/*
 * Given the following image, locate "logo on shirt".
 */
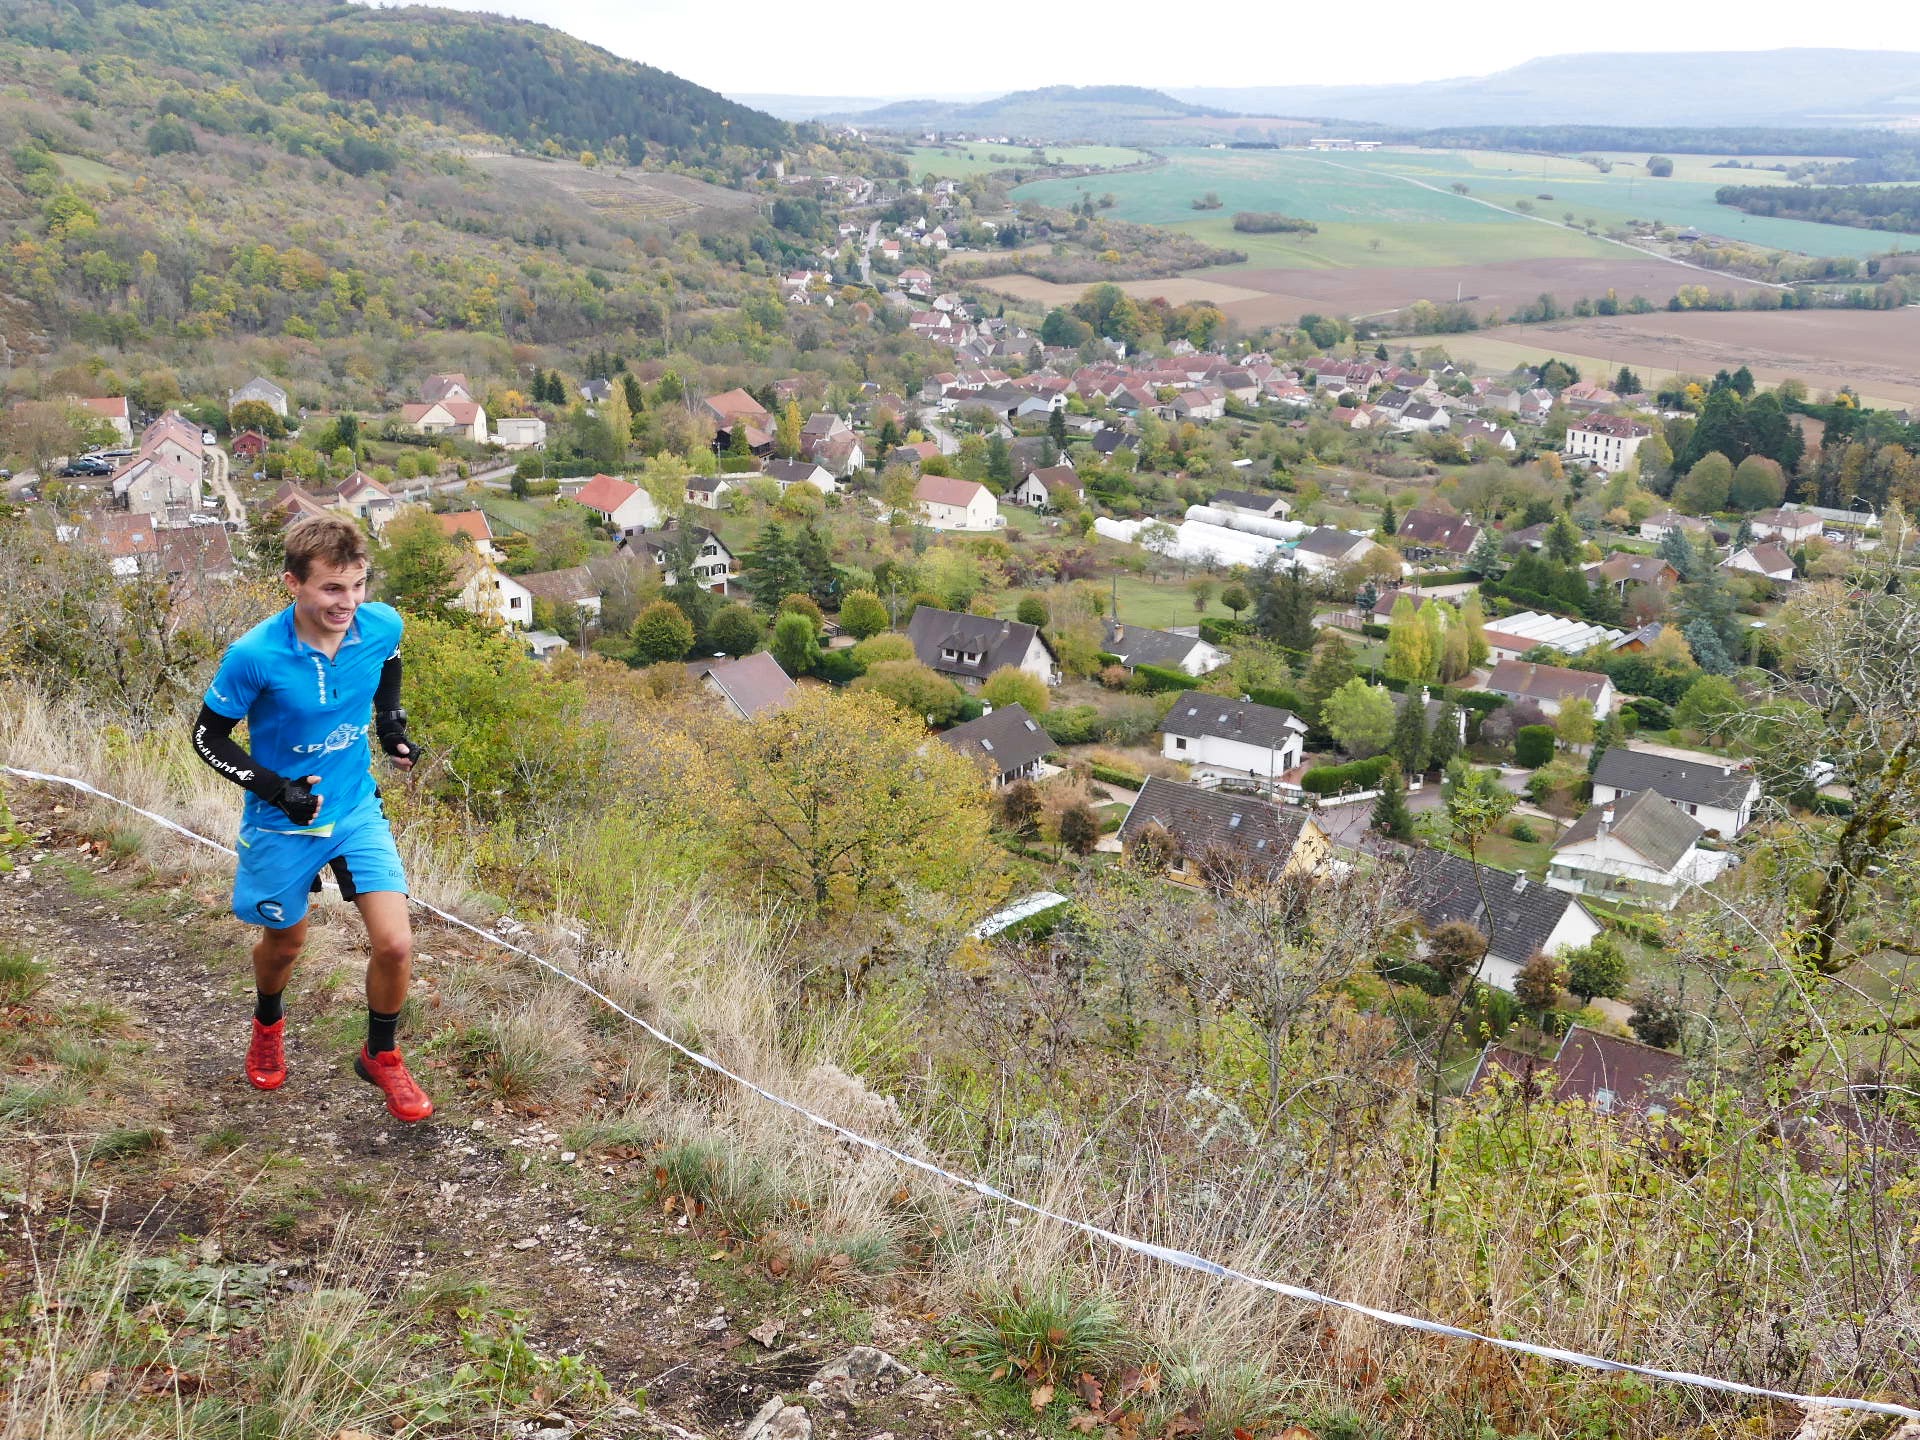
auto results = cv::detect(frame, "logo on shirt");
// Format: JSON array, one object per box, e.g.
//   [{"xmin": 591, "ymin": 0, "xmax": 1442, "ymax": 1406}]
[
  {"xmin": 257, "ymin": 899, "xmax": 287, "ymax": 925},
  {"xmin": 292, "ymin": 722, "xmax": 367, "ymax": 756}
]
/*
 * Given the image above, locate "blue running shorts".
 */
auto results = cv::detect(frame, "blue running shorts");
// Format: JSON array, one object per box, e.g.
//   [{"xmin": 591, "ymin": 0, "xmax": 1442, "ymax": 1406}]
[{"xmin": 232, "ymin": 796, "xmax": 407, "ymax": 930}]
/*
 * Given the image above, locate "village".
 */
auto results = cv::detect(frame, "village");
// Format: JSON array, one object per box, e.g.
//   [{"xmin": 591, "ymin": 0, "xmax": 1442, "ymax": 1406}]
[{"xmin": 12, "ymin": 215, "xmax": 1872, "ymax": 1114}]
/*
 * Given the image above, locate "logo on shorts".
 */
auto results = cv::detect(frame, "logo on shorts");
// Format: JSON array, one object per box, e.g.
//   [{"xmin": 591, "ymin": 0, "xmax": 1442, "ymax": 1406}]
[{"xmin": 257, "ymin": 899, "xmax": 286, "ymax": 924}]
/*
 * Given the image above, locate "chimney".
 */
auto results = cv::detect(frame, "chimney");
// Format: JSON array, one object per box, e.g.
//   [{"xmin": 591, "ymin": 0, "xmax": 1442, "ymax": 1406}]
[{"xmin": 1599, "ymin": 804, "xmax": 1614, "ymax": 834}]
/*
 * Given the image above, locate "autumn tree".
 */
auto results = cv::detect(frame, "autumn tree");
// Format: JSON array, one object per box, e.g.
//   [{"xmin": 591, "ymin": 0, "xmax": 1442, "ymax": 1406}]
[
  {"xmin": 771, "ymin": 610, "xmax": 820, "ymax": 675},
  {"xmin": 776, "ymin": 400, "xmax": 804, "ymax": 460},
  {"xmin": 838, "ymin": 588, "xmax": 889, "ymax": 640},
  {"xmin": 980, "ymin": 665, "xmax": 1048, "ymax": 715},
  {"xmin": 686, "ymin": 686, "xmax": 996, "ymax": 911},
  {"xmin": 630, "ymin": 600, "xmax": 695, "ymax": 663},
  {"xmin": 852, "ymin": 659, "xmax": 965, "ymax": 725}
]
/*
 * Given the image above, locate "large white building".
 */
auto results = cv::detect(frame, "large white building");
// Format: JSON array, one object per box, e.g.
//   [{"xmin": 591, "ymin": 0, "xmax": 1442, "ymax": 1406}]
[
  {"xmin": 1159, "ymin": 696, "xmax": 1308, "ymax": 789},
  {"xmin": 913, "ymin": 474, "xmax": 1002, "ymax": 531},
  {"xmin": 1563, "ymin": 414, "xmax": 1653, "ymax": 472}
]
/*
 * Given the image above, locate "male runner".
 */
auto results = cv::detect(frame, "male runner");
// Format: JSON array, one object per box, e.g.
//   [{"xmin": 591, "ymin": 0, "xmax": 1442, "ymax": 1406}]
[{"xmin": 191, "ymin": 513, "xmax": 432, "ymax": 1122}]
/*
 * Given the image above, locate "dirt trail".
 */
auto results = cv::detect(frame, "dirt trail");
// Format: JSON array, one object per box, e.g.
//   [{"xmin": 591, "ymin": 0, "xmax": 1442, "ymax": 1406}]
[{"xmin": 0, "ymin": 785, "xmax": 976, "ymax": 1440}]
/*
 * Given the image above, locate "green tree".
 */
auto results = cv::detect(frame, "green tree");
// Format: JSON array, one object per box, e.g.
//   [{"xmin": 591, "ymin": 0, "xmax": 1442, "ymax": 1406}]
[
  {"xmin": 630, "ymin": 599, "xmax": 694, "ymax": 663},
  {"xmin": 1728, "ymin": 454, "xmax": 1786, "ymax": 511},
  {"xmin": 1556, "ymin": 696, "xmax": 1596, "ymax": 748},
  {"xmin": 1048, "ymin": 405, "xmax": 1069, "ymax": 451},
  {"xmin": 376, "ymin": 508, "xmax": 463, "ymax": 615},
  {"xmin": 852, "ymin": 659, "xmax": 965, "ymax": 725},
  {"xmin": 1380, "ymin": 500, "xmax": 1398, "ymax": 535},
  {"xmin": 1220, "ymin": 582, "xmax": 1252, "ymax": 620},
  {"xmin": 1459, "ymin": 591, "xmax": 1490, "ymax": 669},
  {"xmin": 771, "ymin": 610, "xmax": 820, "ymax": 675},
  {"xmin": 1384, "ymin": 595, "xmax": 1435, "ymax": 682},
  {"xmin": 743, "ymin": 523, "xmax": 801, "ymax": 613},
  {"xmin": 1515, "ymin": 724, "xmax": 1556, "ymax": 768},
  {"xmin": 1514, "ymin": 950, "xmax": 1566, "ymax": 1014},
  {"xmin": 1674, "ymin": 452, "xmax": 1734, "ymax": 514},
  {"xmin": 1389, "ymin": 693, "xmax": 1430, "ymax": 776},
  {"xmin": 1322, "ymin": 678, "xmax": 1395, "ymax": 759},
  {"xmin": 1016, "ymin": 593, "xmax": 1050, "ymax": 628},
  {"xmin": 1427, "ymin": 702, "xmax": 1462, "ymax": 770},
  {"xmin": 1465, "ymin": 526, "xmax": 1507, "ymax": 580},
  {"xmin": 229, "ymin": 399, "xmax": 286, "ymax": 439},
  {"xmin": 1371, "ymin": 768, "xmax": 1415, "ymax": 840},
  {"xmin": 980, "ymin": 665, "xmax": 1048, "ymax": 715},
  {"xmin": 794, "ymin": 522, "xmax": 841, "ymax": 606},
  {"xmin": 1546, "ymin": 513, "xmax": 1584, "ymax": 565},
  {"xmin": 1566, "ymin": 936, "xmax": 1629, "ymax": 1002},
  {"xmin": 1300, "ymin": 632, "xmax": 1357, "ymax": 723},
  {"xmin": 1674, "ymin": 673, "xmax": 1741, "ymax": 740},
  {"xmin": 838, "ymin": 589, "xmax": 889, "ymax": 640},
  {"xmin": 707, "ymin": 602, "xmax": 765, "ymax": 655},
  {"xmin": 1259, "ymin": 560, "xmax": 1317, "ymax": 653}
]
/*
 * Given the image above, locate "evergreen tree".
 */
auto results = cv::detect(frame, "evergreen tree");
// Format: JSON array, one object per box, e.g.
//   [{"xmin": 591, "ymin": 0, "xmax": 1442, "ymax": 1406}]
[
  {"xmin": 795, "ymin": 522, "xmax": 841, "ymax": 605},
  {"xmin": 1586, "ymin": 577, "xmax": 1623, "ymax": 626},
  {"xmin": 1389, "ymin": 693, "xmax": 1430, "ymax": 776},
  {"xmin": 621, "ymin": 373, "xmax": 646, "ymax": 415},
  {"xmin": 1587, "ymin": 711, "xmax": 1624, "ymax": 775},
  {"xmin": 1428, "ymin": 702, "xmax": 1463, "ymax": 770},
  {"xmin": 726, "ymin": 422, "xmax": 754, "ymax": 469},
  {"xmin": 1657, "ymin": 526, "xmax": 1699, "ymax": 580},
  {"xmin": 1260, "ymin": 561, "xmax": 1318, "ymax": 653},
  {"xmin": 1380, "ymin": 500, "xmax": 1398, "ymax": 535},
  {"xmin": 1300, "ymin": 632, "xmax": 1356, "ymax": 723},
  {"xmin": 1048, "ymin": 406, "xmax": 1068, "ymax": 450},
  {"xmin": 986, "ymin": 434, "xmax": 1014, "ymax": 490},
  {"xmin": 1683, "ymin": 618, "xmax": 1735, "ymax": 675},
  {"xmin": 1371, "ymin": 768, "xmax": 1415, "ymax": 841},
  {"xmin": 1465, "ymin": 526, "xmax": 1507, "ymax": 579},
  {"xmin": 1546, "ymin": 513, "xmax": 1583, "ymax": 565},
  {"xmin": 743, "ymin": 522, "xmax": 802, "ymax": 613}
]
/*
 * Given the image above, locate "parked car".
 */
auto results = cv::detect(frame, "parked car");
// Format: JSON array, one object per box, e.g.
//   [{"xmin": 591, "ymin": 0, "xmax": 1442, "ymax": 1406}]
[{"xmin": 61, "ymin": 457, "xmax": 113, "ymax": 477}]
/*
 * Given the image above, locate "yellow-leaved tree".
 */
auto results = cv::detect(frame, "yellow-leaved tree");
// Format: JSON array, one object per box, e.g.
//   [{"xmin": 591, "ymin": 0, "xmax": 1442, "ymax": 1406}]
[{"xmin": 685, "ymin": 686, "xmax": 998, "ymax": 913}]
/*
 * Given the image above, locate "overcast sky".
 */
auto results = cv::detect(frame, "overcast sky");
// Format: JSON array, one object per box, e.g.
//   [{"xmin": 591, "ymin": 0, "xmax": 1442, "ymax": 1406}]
[{"xmin": 378, "ymin": 0, "xmax": 1920, "ymax": 97}]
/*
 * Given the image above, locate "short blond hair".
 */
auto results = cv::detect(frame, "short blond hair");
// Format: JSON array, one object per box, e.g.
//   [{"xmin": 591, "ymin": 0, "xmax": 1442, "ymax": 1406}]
[{"xmin": 282, "ymin": 513, "xmax": 369, "ymax": 581}]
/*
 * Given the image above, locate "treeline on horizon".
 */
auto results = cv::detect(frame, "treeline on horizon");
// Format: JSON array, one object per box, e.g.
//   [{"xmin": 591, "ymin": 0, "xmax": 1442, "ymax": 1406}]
[
  {"xmin": 1356, "ymin": 122, "xmax": 1920, "ymax": 166},
  {"xmin": 1716, "ymin": 182, "xmax": 1920, "ymax": 234}
]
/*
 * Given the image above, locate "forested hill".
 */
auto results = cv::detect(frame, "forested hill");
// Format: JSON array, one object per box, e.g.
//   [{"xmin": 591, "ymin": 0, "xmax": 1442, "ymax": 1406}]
[{"xmin": 4, "ymin": 0, "xmax": 789, "ymax": 164}]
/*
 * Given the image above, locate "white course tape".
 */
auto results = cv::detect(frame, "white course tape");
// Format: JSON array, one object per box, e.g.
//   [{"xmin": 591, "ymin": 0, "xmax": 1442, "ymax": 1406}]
[{"xmin": 6, "ymin": 763, "xmax": 1916, "ymax": 1422}]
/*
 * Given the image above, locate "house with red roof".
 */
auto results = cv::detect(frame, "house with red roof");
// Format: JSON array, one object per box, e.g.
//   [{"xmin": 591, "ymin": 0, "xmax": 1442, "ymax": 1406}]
[
  {"xmin": 573, "ymin": 473, "xmax": 661, "ymax": 538},
  {"xmin": 77, "ymin": 395, "xmax": 133, "ymax": 446},
  {"xmin": 434, "ymin": 509, "xmax": 499, "ymax": 559},
  {"xmin": 400, "ymin": 398, "xmax": 488, "ymax": 444},
  {"xmin": 913, "ymin": 474, "xmax": 1001, "ymax": 531}
]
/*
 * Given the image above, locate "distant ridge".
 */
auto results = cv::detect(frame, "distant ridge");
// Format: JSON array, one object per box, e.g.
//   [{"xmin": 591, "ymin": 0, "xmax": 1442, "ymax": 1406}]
[
  {"xmin": 1172, "ymin": 48, "xmax": 1920, "ymax": 128},
  {"xmin": 825, "ymin": 85, "xmax": 1229, "ymax": 133}
]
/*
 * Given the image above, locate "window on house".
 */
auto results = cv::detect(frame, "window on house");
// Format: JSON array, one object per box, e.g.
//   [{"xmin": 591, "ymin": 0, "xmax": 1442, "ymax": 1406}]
[
  {"xmin": 510, "ymin": 597, "xmax": 522, "ymax": 609},
  {"xmin": 1593, "ymin": 1088, "xmax": 1616, "ymax": 1114},
  {"xmin": 1173, "ymin": 737, "xmax": 1187, "ymax": 751}
]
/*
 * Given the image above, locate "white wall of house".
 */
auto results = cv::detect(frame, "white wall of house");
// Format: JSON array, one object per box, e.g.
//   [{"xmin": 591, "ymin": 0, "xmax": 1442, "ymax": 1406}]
[
  {"xmin": 920, "ymin": 490, "xmax": 1002, "ymax": 531},
  {"xmin": 1563, "ymin": 427, "xmax": 1647, "ymax": 471},
  {"xmin": 496, "ymin": 417, "xmax": 547, "ymax": 449},
  {"xmin": 1161, "ymin": 730, "xmax": 1304, "ymax": 779},
  {"xmin": 1548, "ymin": 833, "xmax": 1693, "ymax": 908},
  {"xmin": 456, "ymin": 565, "xmax": 535, "ymax": 629}
]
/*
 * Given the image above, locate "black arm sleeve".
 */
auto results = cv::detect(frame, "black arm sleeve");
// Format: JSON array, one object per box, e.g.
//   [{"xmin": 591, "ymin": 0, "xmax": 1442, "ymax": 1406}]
[
  {"xmin": 373, "ymin": 654, "xmax": 402, "ymax": 712},
  {"xmin": 192, "ymin": 703, "xmax": 288, "ymax": 802}
]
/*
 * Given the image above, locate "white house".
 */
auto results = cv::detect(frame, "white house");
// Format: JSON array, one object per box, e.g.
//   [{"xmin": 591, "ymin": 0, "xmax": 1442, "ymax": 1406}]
[
  {"xmin": 400, "ymin": 399, "xmax": 488, "ymax": 444},
  {"xmin": 1722, "ymin": 543, "xmax": 1795, "ymax": 583},
  {"xmin": 495, "ymin": 417, "xmax": 548, "ymax": 449},
  {"xmin": 1749, "ymin": 508, "xmax": 1822, "ymax": 546},
  {"xmin": 331, "ymin": 470, "xmax": 399, "ymax": 532},
  {"xmin": 228, "ymin": 376, "xmax": 289, "ymax": 418},
  {"xmin": 684, "ymin": 475, "xmax": 739, "ymax": 510},
  {"xmin": 1210, "ymin": 489, "xmax": 1292, "ymax": 520},
  {"xmin": 914, "ymin": 474, "xmax": 1002, "ymax": 531},
  {"xmin": 454, "ymin": 556, "xmax": 535, "ymax": 629},
  {"xmin": 1160, "ymin": 696, "xmax": 1307, "ymax": 788},
  {"xmin": 1011, "ymin": 465, "xmax": 1083, "ymax": 511},
  {"xmin": 1548, "ymin": 789, "xmax": 1730, "ymax": 911},
  {"xmin": 1102, "ymin": 620, "xmax": 1227, "ymax": 678},
  {"xmin": 762, "ymin": 458, "xmax": 838, "ymax": 496},
  {"xmin": 1486, "ymin": 659, "xmax": 1615, "ymax": 719},
  {"xmin": 1289, "ymin": 527, "xmax": 1378, "ymax": 576},
  {"xmin": 574, "ymin": 473, "xmax": 661, "ymax": 538},
  {"xmin": 1406, "ymin": 850, "xmax": 1602, "ymax": 994},
  {"xmin": 625, "ymin": 526, "xmax": 738, "ymax": 594},
  {"xmin": 1563, "ymin": 415, "xmax": 1652, "ymax": 472},
  {"xmin": 1591, "ymin": 747, "xmax": 1760, "ymax": 838}
]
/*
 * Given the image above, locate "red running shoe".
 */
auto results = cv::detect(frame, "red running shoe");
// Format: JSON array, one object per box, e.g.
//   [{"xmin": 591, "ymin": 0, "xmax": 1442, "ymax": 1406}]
[
  {"xmin": 354, "ymin": 1047, "xmax": 434, "ymax": 1123},
  {"xmin": 245, "ymin": 1017, "xmax": 286, "ymax": 1090}
]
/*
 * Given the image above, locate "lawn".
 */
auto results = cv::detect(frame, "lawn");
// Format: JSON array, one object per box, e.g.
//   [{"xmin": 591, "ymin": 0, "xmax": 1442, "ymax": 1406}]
[
  {"xmin": 1014, "ymin": 146, "xmax": 1919, "ymax": 270},
  {"xmin": 903, "ymin": 144, "xmax": 1150, "ymax": 179},
  {"xmin": 994, "ymin": 571, "xmax": 1238, "ymax": 630},
  {"xmin": 54, "ymin": 152, "xmax": 124, "ymax": 187},
  {"xmin": 477, "ymin": 491, "xmax": 559, "ymax": 535},
  {"xmin": 1420, "ymin": 812, "xmax": 1564, "ymax": 879}
]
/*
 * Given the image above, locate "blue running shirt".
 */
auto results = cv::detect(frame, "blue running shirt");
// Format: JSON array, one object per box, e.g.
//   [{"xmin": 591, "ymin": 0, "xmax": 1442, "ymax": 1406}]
[{"xmin": 203, "ymin": 602, "xmax": 405, "ymax": 835}]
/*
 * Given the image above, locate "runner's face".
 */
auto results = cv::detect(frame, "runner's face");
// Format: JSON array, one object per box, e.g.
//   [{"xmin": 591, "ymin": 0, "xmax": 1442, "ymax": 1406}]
[{"xmin": 286, "ymin": 560, "xmax": 369, "ymax": 636}]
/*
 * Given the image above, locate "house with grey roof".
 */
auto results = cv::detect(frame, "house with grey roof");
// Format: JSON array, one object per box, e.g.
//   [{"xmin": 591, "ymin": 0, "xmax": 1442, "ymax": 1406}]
[
  {"xmin": 1486, "ymin": 659, "xmax": 1615, "ymax": 718},
  {"xmin": 1289, "ymin": 527, "xmax": 1377, "ymax": 576},
  {"xmin": 1401, "ymin": 848, "xmax": 1602, "ymax": 993},
  {"xmin": 1118, "ymin": 777, "xmax": 1331, "ymax": 888},
  {"xmin": 1160, "ymin": 696, "xmax": 1307, "ymax": 787},
  {"xmin": 1102, "ymin": 620, "xmax": 1228, "ymax": 678},
  {"xmin": 906, "ymin": 607, "xmax": 1058, "ymax": 688},
  {"xmin": 1591, "ymin": 747, "xmax": 1760, "ymax": 837},
  {"xmin": 1548, "ymin": 789, "xmax": 1729, "ymax": 910},
  {"xmin": 937, "ymin": 703, "xmax": 1050, "ymax": 789}
]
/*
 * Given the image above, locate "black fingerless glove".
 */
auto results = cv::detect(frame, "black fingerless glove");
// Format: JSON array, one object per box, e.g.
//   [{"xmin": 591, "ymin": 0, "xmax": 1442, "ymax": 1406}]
[
  {"xmin": 375, "ymin": 708, "xmax": 412, "ymax": 760},
  {"xmin": 266, "ymin": 775, "xmax": 321, "ymax": 827}
]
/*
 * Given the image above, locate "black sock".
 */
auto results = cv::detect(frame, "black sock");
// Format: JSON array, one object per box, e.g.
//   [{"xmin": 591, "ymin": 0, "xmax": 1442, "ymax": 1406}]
[
  {"xmin": 366, "ymin": 1007, "xmax": 401, "ymax": 1057},
  {"xmin": 255, "ymin": 990, "xmax": 284, "ymax": 1026}
]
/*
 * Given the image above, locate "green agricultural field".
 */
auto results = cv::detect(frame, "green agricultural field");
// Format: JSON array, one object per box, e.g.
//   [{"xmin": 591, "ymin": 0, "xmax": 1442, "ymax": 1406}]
[
  {"xmin": 998, "ymin": 571, "xmax": 1237, "ymax": 630},
  {"xmin": 1015, "ymin": 146, "xmax": 1920, "ymax": 268},
  {"xmin": 902, "ymin": 144, "xmax": 1150, "ymax": 179}
]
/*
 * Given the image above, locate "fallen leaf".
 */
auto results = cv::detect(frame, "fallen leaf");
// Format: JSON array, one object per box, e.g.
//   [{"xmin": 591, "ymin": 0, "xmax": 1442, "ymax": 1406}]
[
  {"xmin": 1233, "ymin": 1428, "xmax": 1256, "ymax": 1440},
  {"xmin": 1275, "ymin": 1429, "xmax": 1318, "ymax": 1440},
  {"xmin": 1030, "ymin": 1383, "xmax": 1055, "ymax": 1410},
  {"xmin": 889, "ymin": 1188, "xmax": 910, "ymax": 1205},
  {"xmin": 1074, "ymin": 1372, "xmax": 1103, "ymax": 1408},
  {"xmin": 766, "ymin": 1254, "xmax": 789, "ymax": 1277},
  {"xmin": 79, "ymin": 1369, "xmax": 111, "ymax": 1394},
  {"xmin": 709, "ymin": 1250, "xmax": 729, "ymax": 1262},
  {"xmin": 335, "ymin": 1430, "xmax": 383, "ymax": 1440},
  {"xmin": 1067, "ymin": 1415, "xmax": 1099, "ymax": 1433},
  {"xmin": 748, "ymin": 1318, "xmax": 783, "ymax": 1348}
]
